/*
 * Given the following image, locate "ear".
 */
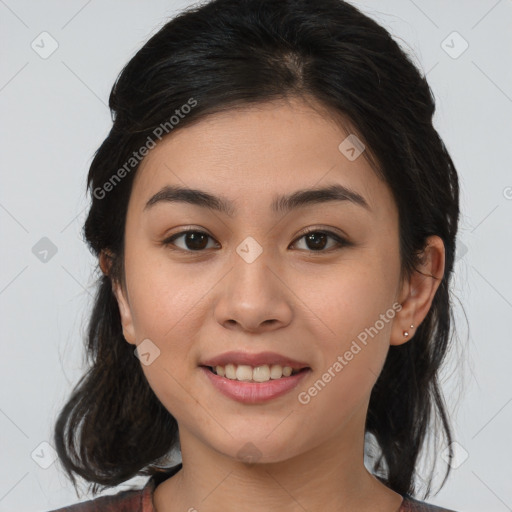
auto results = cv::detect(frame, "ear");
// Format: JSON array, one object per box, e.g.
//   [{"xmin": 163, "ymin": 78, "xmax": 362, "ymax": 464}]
[
  {"xmin": 390, "ymin": 235, "xmax": 445, "ymax": 346},
  {"xmin": 112, "ymin": 280, "xmax": 137, "ymax": 345},
  {"xmin": 99, "ymin": 249, "xmax": 113, "ymax": 276},
  {"xmin": 99, "ymin": 250, "xmax": 137, "ymax": 345}
]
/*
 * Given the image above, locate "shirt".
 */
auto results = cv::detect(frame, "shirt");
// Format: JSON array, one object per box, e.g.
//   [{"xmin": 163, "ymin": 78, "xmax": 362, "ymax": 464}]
[{"xmin": 46, "ymin": 463, "xmax": 457, "ymax": 511}]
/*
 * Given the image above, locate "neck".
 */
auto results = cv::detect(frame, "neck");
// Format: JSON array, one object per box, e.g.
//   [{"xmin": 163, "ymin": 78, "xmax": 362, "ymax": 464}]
[{"xmin": 153, "ymin": 410, "xmax": 404, "ymax": 512}]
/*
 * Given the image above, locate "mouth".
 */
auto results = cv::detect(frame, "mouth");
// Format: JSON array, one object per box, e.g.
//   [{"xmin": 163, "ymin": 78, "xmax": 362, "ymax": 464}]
[
  {"xmin": 200, "ymin": 364, "xmax": 309, "ymax": 383},
  {"xmin": 198, "ymin": 351, "xmax": 311, "ymax": 399},
  {"xmin": 199, "ymin": 351, "xmax": 310, "ymax": 379},
  {"xmin": 199, "ymin": 363, "xmax": 311, "ymax": 404}
]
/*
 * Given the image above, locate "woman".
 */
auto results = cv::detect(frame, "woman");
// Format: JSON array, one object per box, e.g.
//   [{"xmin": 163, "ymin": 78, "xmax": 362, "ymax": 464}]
[{"xmin": 49, "ymin": 0, "xmax": 461, "ymax": 510}]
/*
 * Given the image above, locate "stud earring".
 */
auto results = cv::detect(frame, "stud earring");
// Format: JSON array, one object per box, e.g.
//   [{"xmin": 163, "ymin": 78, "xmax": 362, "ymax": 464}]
[{"xmin": 403, "ymin": 324, "xmax": 414, "ymax": 337}]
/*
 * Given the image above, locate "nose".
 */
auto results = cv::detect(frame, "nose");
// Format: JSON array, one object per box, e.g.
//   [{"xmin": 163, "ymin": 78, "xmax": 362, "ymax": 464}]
[{"xmin": 213, "ymin": 244, "xmax": 293, "ymax": 333}]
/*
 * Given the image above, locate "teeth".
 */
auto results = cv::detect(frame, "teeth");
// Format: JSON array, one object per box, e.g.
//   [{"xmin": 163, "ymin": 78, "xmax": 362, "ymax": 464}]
[
  {"xmin": 236, "ymin": 365, "xmax": 253, "ymax": 381},
  {"xmin": 225, "ymin": 364, "xmax": 236, "ymax": 379},
  {"xmin": 270, "ymin": 364, "xmax": 283, "ymax": 379},
  {"xmin": 253, "ymin": 365, "xmax": 270, "ymax": 382},
  {"xmin": 211, "ymin": 364, "xmax": 299, "ymax": 382}
]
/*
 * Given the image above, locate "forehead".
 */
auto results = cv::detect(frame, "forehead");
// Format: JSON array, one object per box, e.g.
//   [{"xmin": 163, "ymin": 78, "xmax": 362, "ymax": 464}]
[{"xmin": 129, "ymin": 98, "xmax": 395, "ymax": 220}]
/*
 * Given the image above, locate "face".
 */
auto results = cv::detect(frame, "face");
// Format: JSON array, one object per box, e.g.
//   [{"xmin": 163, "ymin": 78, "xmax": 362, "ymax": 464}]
[{"xmin": 111, "ymin": 97, "xmax": 422, "ymax": 465}]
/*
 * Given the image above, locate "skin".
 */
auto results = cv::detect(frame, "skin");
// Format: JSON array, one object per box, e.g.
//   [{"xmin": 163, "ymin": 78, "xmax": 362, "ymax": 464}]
[{"xmin": 103, "ymin": 96, "xmax": 445, "ymax": 512}]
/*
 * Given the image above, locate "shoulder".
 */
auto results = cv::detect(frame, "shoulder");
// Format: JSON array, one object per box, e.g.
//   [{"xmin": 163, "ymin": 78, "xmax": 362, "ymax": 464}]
[
  {"xmin": 401, "ymin": 495, "xmax": 458, "ymax": 512},
  {"xmin": 44, "ymin": 464, "xmax": 182, "ymax": 512},
  {"xmin": 44, "ymin": 479, "xmax": 155, "ymax": 512}
]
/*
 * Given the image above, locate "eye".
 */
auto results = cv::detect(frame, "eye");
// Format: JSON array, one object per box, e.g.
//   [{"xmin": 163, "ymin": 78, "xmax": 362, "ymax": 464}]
[
  {"xmin": 290, "ymin": 229, "xmax": 350, "ymax": 252},
  {"xmin": 162, "ymin": 228, "xmax": 350, "ymax": 253},
  {"xmin": 163, "ymin": 229, "xmax": 219, "ymax": 252}
]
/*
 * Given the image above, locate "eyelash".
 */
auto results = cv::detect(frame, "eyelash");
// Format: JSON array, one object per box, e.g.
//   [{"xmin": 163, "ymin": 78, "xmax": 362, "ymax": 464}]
[{"xmin": 162, "ymin": 227, "xmax": 351, "ymax": 254}]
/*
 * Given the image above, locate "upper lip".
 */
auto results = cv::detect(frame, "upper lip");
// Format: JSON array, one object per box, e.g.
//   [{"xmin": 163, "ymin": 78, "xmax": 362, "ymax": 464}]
[{"xmin": 200, "ymin": 351, "xmax": 310, "ymax": 370}]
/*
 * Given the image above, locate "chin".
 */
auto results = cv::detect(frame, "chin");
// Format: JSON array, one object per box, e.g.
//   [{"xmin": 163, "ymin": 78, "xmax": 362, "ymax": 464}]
[{"xmin": 206, "ymin": 434, "xmax": 308, "ymax": 467}]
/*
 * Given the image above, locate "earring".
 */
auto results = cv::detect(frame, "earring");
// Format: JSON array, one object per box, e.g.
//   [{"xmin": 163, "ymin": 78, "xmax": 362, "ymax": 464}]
[{"xmin": 403, "ymin": 324, "xmax": 414, "ymax": 337}]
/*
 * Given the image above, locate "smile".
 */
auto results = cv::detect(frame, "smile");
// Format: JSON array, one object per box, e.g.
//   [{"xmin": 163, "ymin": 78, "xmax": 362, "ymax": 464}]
[
  {"xmin": 207, "ymin": 363, "xmax": 303, "ymax": 382},
  {"xmin": 200, "ymin": 365, "xmax": 311, "ymax": 404}
]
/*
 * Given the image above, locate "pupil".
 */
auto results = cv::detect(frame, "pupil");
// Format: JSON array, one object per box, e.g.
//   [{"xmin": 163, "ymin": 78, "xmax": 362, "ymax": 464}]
[
  {"xmin": 186, "ymin": 232, "xmax": 208, "ymax": 250},
  {"xmin": 306, "ymin": 232, "xmax": 327, "ymax": 250}
]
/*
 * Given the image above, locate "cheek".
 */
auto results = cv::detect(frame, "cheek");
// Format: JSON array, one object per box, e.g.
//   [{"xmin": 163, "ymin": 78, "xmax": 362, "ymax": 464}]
[
  {"xmin": 295, "ymin": 302, "xmax": 393, "ymax": 431},
  {"xmin": 299, "ymin": 261, "xmax": 396, "ymax": 398},
  {"xmin": 125, "ymin": 248, "xmax": 203, "ymax": 337},
  {"xmin": 123, "ymin": 248, "xmax": 226, "ymax": 392},
  {"xmin": 123, "ymin": 253, "xmax": 205, "ymax": 415},
  {"xmin": 303, "ymin": 260, "xmax": 393, "ymax": 338}
]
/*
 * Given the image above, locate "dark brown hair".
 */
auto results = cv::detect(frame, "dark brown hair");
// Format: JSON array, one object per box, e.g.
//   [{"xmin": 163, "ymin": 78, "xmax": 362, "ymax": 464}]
[{"xmin": 54, "ymin": 0, "xmax": 461, "ymax": 499}]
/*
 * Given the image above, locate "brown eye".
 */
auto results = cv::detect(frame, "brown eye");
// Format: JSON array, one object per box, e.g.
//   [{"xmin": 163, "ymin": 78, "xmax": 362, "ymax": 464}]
[
  {"xmin": 163, "ymin": 230, "xmax": 218, "ymax": 251},
  {"xmin": 304, "ymin": 232, "xmax": 329, "ymax": 250},
  {"xmin": 163, "ymin": 228, "xmax": 350, "ymax": 254},
  {"xmin": 291, "ymin": 230, "xmax": 349, "ymax": 252}
]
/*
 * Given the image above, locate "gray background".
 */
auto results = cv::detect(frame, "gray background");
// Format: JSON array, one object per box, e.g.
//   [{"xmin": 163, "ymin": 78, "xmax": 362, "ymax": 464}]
[{"xmin": 1, "ymin": 0, "xmax": 511, "ymax": 510}]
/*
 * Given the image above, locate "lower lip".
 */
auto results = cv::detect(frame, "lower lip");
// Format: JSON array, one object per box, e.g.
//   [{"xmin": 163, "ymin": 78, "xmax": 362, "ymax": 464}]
[{"xmin": 200, "ymin": 366, "xmax": 311, "ymax": 404}]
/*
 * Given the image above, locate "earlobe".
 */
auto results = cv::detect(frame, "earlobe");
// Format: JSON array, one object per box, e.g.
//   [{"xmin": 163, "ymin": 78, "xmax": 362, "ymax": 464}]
[{"xmin": 390, "ymin": 235, "xmax": 445, "ymax": 346}]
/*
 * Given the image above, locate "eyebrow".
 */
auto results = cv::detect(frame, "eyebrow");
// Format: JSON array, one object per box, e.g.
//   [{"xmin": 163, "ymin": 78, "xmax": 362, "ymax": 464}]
[{"xmin": 144, "ymin": 183, "xmax": 371, "ymax": 216}]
